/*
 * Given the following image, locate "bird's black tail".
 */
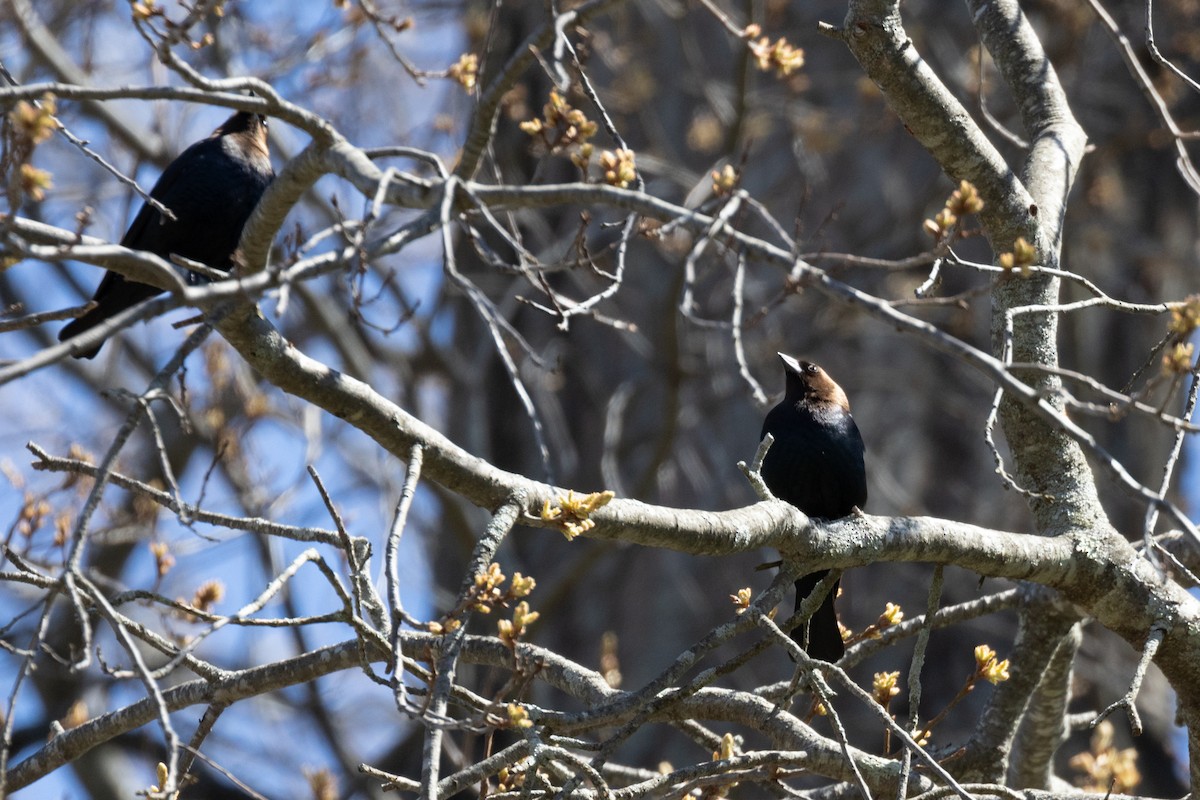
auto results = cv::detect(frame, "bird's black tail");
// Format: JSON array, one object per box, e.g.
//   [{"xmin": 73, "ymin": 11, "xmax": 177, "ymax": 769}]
[
  {"xmin": 59, "ymin": 277, "xmax": 160, "ymax": 359},
  {"xmin": 793, "ymin": 571, "xmax": 844, "ymax": 661},
  {"xmin": 59, "ymin": 312, "xmax": 107, "ymax": 360}
]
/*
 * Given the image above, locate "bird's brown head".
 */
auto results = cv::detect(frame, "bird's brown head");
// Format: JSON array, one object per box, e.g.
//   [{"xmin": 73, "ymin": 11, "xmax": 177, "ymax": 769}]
[
  {"xmin": 778, "ymin": 353, "xmax": 850, "ymax": 411},
  {"xmin": 212, "ymin": 111, "xmax": 270, "ymax": 159}
]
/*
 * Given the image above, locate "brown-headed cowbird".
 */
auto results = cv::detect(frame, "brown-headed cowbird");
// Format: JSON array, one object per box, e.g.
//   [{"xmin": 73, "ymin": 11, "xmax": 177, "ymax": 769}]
[
  {"xmin": 760, "ymin": 353, "xmax": 867, "ymax": 661},
  {"xmin": 59, "ymin": 111, "xmax": 274, "ymax": 359}
]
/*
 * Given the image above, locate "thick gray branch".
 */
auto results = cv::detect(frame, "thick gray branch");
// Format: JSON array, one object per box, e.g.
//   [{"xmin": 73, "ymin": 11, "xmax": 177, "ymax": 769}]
[{"xmin": 208, "ymin": 293, "xmax": 1200, "ymax": 707}]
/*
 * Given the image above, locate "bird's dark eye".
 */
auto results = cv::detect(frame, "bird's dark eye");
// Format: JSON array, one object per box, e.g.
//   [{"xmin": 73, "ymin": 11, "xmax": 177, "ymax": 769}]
[{"xmin": 806, "ymin": 364, "xmax": 819, "ymax": 374}]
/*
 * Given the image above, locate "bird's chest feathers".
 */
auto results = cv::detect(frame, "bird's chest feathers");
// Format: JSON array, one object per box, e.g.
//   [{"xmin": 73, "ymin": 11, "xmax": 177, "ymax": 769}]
[{"xmin": 788, "ymin": 405, "xmax": 856, "ymax": 447}]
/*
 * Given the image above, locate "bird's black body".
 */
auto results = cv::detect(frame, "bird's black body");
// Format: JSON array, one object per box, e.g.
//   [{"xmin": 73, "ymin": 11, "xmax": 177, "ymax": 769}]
[
  {"xmin": 59, "ymin": 111, "xmax": 274, "ymax": 358},
  {"xmin": 760, "ymin": 354, "xmax": 866, "ymax": 661}
]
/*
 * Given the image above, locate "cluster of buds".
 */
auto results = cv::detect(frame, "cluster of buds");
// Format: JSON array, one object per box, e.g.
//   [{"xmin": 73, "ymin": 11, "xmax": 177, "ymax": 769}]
[
  {"xmin": 843, "ymin": 601, "xmax": 903, "ymax": 648},
  {"xmin": 472, "ymin": 562, "xmax": 535, "ymax": 613},
  {"xmin": 711, "ymin": 164, "xmax": 738, "ymax": 197},
  {"xmin": 540, "ymin": 489, "xmax": 614, "ymax": 540},
  {"xmin": 973, "ymin": 644, "xmax": 1011, "ymax": 685},
  {"xmin": 1068, "ymin": 719, "xmax": 1141, "ymax": 792},
  {"xmin": 497, "ymin": 601, "xmax": 540, "ymax": 648},
  {"xmin": 1168, "ymin": 294, "xmax": 1200, "ymax": 335},
  {"xmin": 190, "ymin": 580, "xmax": 225, "ymax": 614},
  {"xmin": 8, "ymin": 94, "xmax": 58, "ymax": 202},
  {"xmin": 147, "ymin": 762, "xmax": 173, "ymax": 799},
  {"xmin": 924, "ymin": 180, "xmax": 985, "ymax": 241},
  {"xmin": 599, "ymin": 148, "xmax": 636, "ymax": 188},
  {"xmin": 998, "ymin": 236, "xmax": 1038, "ymax": 276},
  {"xmin": 729, "ymin": 586, "xmax": 753, "ymax": 613},
  {"xmin": 59, "ymin": 444, "xmax": 95, "ymax": 491},
  {"xmin": 1163, "ymin": 294, "xmax": 1199, "ymax": 376},
  {"xmin": 712, "ymin": 732, "xmax": 739, "ymax": 761},
  {"xmin": 15, "ymin": 486, "xmax": 71, "ymax": 548},
  {"xmin": 428, "ymin": 563, "xmax": 536, "ymax": 635},
  {"xmin": 873, "ymin": 602, "xmax": 904, "ymax": 634},
  {"xmin": 505, "ymin": 703, "xmax": 534, "ymax": 730},
  {"xmin": 131, "ymin": 0, "xmax": 162, "ymax": 21},
  {"xmin": 447, "ymin": 53, "xmax": 478, "ymax": 91},
  {"xmin": 744, "ymin": 25, "xmax": 804, "ymax": 78},
  {"xmin": 496, "ymin": 763, "xmax": 528, "ymax": 791},
  {"xmin": 175, "ymin": 579, "xmax": 225, "ymax": 624},
  {"xmin": 520, "ymin": 90, "xmax": 598, "ymax": 154},
  {"xmin": 472, "ymin": 561, "xmax": 508, "ymax": 613},
  {"xmin": 904, "ymin": 643, "xmax": 1009, "ymax": 750},
  {"xmin": 10, "ymin": 95, "xmax": 57, "ymax": 147},
  {"xmin": 150, "ymin": 542, "xmax": 175, "ymax": 577},
  {"xmin": 132, "ymin": 0, "xmax": 217, "ymax": 49},
  {"xmin": 1162, "ymin": 342, "xmax": 1194, "ymax": 375},
  {"xmin": 872, "ymin": 670, "xmax": 901, "ymax": 709},
  {"xmin": 521, "ymin": 91, "xmax": 640, "ymax": 188},
  {"xmin": 303, "ymin": 767, "xmax": 337, "ymax": 800},
  {"xmin": 17, "ymin": 492, "xmax": 51, "ymax": 537},
  {"xmin": 948, "ymin": 180, "xmax": 984, "ymax": 216}
]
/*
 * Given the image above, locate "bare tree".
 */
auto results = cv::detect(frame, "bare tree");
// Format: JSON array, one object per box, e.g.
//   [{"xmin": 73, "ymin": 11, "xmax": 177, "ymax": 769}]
[{"xmin": 2, "ymin": 0, "xmax": 1198, "ymax": 797}]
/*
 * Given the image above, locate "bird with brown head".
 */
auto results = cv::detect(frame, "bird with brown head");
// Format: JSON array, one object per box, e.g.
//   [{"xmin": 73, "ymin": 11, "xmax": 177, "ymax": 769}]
[
  {"xmin": 59, "ymin": 110, "xmax": 274, "ymax": 358},
  {"xmin": 759, "ymin": 353, "xmax": 867, "ymax": 661}
]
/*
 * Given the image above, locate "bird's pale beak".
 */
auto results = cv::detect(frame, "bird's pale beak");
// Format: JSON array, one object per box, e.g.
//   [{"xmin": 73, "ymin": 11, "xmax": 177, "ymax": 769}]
[{"xmin": 777, "ymin": 352, "xmax": 804, "ymax": 373}]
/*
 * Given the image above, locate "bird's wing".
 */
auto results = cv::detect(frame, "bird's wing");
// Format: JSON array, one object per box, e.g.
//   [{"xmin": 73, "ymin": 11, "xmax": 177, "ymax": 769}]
[
  {"xmin": 117, "ymin": 147, "xmax": 197, "ymax": 250},
  {"xmin": 95, "ymin": 142, "xmax": 213, "ymax": 302}
]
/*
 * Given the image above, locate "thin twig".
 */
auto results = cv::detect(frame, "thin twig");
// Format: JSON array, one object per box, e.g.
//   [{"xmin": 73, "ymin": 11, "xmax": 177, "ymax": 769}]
[
  {"xmin": 1092, "ymin": 624, "xmax": 1166, "ymax": 736},
  {"xmin": 386, "ymin": 443, "xmax": 425, "ymax": 713}
]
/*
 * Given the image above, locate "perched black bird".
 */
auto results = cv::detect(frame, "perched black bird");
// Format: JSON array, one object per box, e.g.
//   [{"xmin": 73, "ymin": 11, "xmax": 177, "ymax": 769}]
[
  {"xmin": 59, "ymin": 111, "xmax": 274, "ymax": 358},
  {"xmin": 760, "ymin": 353, "xmax": 867, "ymax": 661}
]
